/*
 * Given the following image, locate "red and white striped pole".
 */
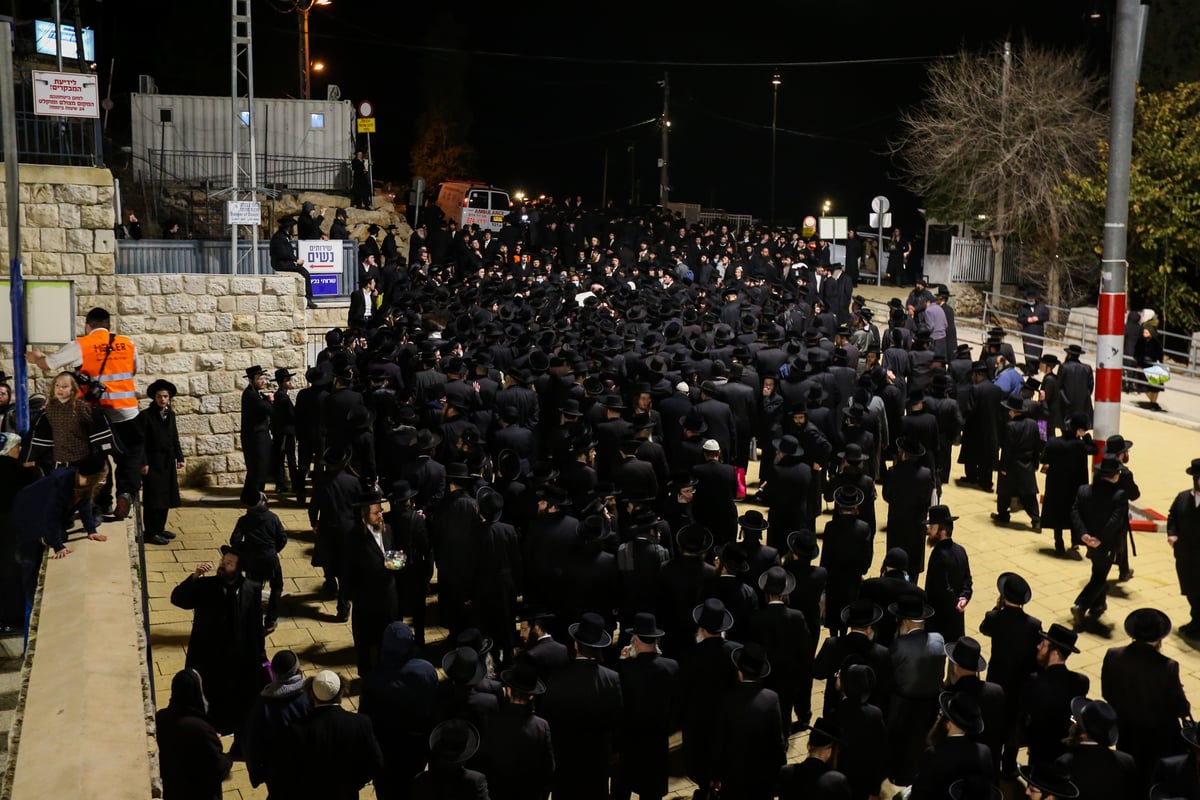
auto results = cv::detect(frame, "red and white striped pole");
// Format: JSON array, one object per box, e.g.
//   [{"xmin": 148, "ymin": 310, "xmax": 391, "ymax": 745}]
[{"xmin": 1094, "ymin": 0, "xmax": 1145, "ymax": 448}]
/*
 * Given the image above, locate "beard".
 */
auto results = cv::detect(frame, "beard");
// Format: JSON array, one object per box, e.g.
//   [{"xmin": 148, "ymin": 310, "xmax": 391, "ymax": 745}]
[{"xmin": 926, "ymin": 532, "xmax": 939, "ymax": 548}]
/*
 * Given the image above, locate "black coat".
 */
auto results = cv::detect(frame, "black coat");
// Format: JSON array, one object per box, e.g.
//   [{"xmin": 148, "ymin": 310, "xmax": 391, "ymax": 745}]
[
  {"xmin": 320, "ymin": 386, "xmax": 365, "ymax": 454},
  {"xmin": 140, "ymin": 405, "xmax": 183, "ymax": 509},
  {"xmin": 835, "ymin": 699, "xmax": 888, "ymax": 800},
  {"xmin": 1101, "ymin": 642, "xmax": 1190, "ymax": 768},
  {"xmin": 692, "ymin": 460, "xmax": 739, "ymax": 546},
  {"xmin": 820, "ymin": 515, "xmax": 874, "ymax": 629},
  {"xmin": 1169, "ymin": 488, "xmax": 1200, "ymax": 596},
  {"xmin": 924, "ymin": 538, "xmax": 973, "ymax": 642},
  {"xmin": 679, "ymin": 635, "xmax": 740, "ymax": 783},
  {"xmin": 345, "ymin": 523, "xmax": 401, "ymax": 659},
  {"xmin": 813, "ymin": 631, "xmax": 893, "ymax": 716},
  {"xmin": 656, "ymin": 555, "xmax": 716, "ymax": 658},
  {"xmin": 616, "ymin": 652, "xmax": 680, "ymax": 797},
  {"xmin": 611, "ymin": 455, "xmax": 659, "ymax": 500},
  {"xmin": 909, "ymin": 735, "xmax": 993, "ymax": 800},
  {"xmin": 478, "ymin": 703, "xmax": 554, "ymax": 800},
  {"xmin": 749, "ymin": 602, "xmax": 813, "ymax": 699},
  {"xmin": 1058, "ymin": 358, "xmax": 1094, "ymax": 427},
  {"xmin": 958, "ymin": 380, "xmax": 1005, "ymax": 476},
  {"xmin": 524, "ymin": 636, "xmax": 570, "ymax": 681},
  {"xmin": 947, "ymin": 675, "xmax": 1007, "ymax": 769},
  {"xmin": 156, "ymin": 694, "xmax": 232, "ymax": 800},
  {"xmin": 1059, "ymin": 742, "xmax": 1139, "ymax": 800},
  {"xmin": 883, "ymin": 459, "xmax": 935, "ymax": 574},
  {"xmin": 169, "ymin": 574, "xmax": 267, "ymax": 734},
  {"xmin": 1023, "ymin": 664, "xmax": 1090, "ymax": 765},
  {"xmin": 539, "ymin": 658, "xmax": 624, "ymax": 800},
  {"xmin": 978, "ymin": 606, "xmax": 1042, "ymax": 697},
  {"xmin": 702, "ymin": 573, "xmax": 758, "ymax": 646},
  {"xmin": 1040, "ymin": 434, "xmax": 1092, "ymax": 529},
  {"xmin": 998, "ymin": 416, "xmax": 1043, "ymax": 497},
  {"xmin": 1072, "ymin": 480, "xmax": 1129, "ymax": 559},
  {"xmin": 764, "ymin": 457, "xmax": 812, "ymax": 548},
  {"xmin": 715, "ymin": 681, "xmax": 787, "ymax": 798},
  {"xmin": 411, "ymin": 765, "xmax": 490, "ymax": 800},
  {"xmin": 277, "ymin": 705, "xmax": 382, "ymax": 800},
  {"xmin": 858, "ymin": 574, "xmax": 926, "ymax": 647}
]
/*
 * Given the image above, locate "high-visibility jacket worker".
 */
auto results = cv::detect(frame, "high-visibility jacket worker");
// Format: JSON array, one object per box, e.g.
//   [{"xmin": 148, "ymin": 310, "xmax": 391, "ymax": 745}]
[{"xmin": 27, "ymin": 306, "xmax": 143, "ymax": 519}]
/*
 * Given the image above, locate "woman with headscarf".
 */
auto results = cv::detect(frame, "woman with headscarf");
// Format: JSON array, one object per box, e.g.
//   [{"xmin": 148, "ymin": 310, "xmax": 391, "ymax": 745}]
[
  {"xmin": 1134, "ymin": 317, "xmax": 1166, "ymax": 411},
  {"xmin": 155, "ymin": 669, "xmax": 232, "ymax": 800}
]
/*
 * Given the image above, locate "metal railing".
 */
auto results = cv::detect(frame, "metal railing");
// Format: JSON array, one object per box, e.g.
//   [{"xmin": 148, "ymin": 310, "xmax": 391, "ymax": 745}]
[
  {"xmin": 949, "ymin": 236, "xmax": 1021, "ymax": 284},
  {"xmin": 145, "ymin": 149, "xmax": 350, "ymax": 192},
  {"xmin": 116, "ymin": 239, "xmax": 360, "ymax": 296},
  {"xmin": 699, "ymin": 211, "xmax": 753, "ymax": 230},
  {"xmin": 982, "ymin": 289, "xmax": 1200, "ymax": 397}
]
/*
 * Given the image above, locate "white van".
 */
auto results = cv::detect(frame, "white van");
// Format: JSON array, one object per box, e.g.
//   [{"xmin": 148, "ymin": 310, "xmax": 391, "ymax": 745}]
[{"xmin": 435, "ymin": 181, "xmax": 511, "ymax": 232}]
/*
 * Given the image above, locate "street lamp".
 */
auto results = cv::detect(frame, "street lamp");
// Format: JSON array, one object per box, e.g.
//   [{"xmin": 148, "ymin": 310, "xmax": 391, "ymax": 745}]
[
  {"xmin": 822, "ymin": 199, "xmax": 832, "ymax": 215},
  {"xmin": 770, "ymin": 72, "xmax": 781, "ymax": 225},
  {"xmin": 311, "ymin": 61, "xmax": 326, "ymax": 73},
  {"xmin": 297, "ymin": 0, "xmax": 332, "ymax": 100}
]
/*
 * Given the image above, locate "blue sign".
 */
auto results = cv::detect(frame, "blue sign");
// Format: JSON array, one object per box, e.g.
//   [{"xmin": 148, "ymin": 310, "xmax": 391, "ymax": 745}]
[{"xmin": 311, "ymin": 274, "xmax": 339, "ymax": 297}]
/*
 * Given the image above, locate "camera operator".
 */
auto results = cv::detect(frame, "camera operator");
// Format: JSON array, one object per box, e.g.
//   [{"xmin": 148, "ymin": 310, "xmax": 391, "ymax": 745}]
[{"xmin": 26, "ymin": 307, "xmax": 142, "ymax": 521}]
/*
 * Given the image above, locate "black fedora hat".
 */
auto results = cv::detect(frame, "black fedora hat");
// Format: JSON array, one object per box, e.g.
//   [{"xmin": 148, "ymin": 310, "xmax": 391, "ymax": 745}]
[
  {"xmin": 758, "ymin": 565, "xmax": 796, "ymax": 597},
  {"xmin": 1105, "ymin": 434, "xmax": 1133, "ymax": 454},
  {"xmin": 949, "ymin": 775, "xmax": 1003, "ymax": 800},
  {"xmin": 896, "ymin": 436, "xmax": 926, "ymax": 458},
  {"xmin": 840, "ymin": 597, "xmax": 884, "ymax": 629},
  {"xmin": 680, "ymin": 410, "xmax": 708, "ymax": 433},
  {"xmin": 535, "ymin": 484, "xmax": 571, "ymax": 508},
  {"xmin": 715, "ymin": 542, "xmax": 750, "ymax": 574},
  {"xmin": 1187, "ymin": 458, "xmax": 1200, "ymax": 477},
  {"xmin": 939, "ymin": 691, "xmax": 984, "ymax": 735},
  {"xmin": 731, "ymin": 642, "xmax": 771, "ymax": 679},
  {"xmin": 322, "ymin": 445, "xmax": 351, "ymax": 468},
  {"xmin": 787, "ymin": 529, "xmax": 819, "ymax": 560},
  {"xmin": 997, "ymin": 572, "xmax": 1032, "ymax": 605},
  {"xmin": 428, "ymin": 719, "xmax": 480, "ymax": 765},
  {"xmin": 146, "ymin": 378, "xmax": 178, "ymax": 398},
  {"xmin": 693, "ymin": 598, "xmax": 734, "ymax": 634},
  {"xmin": 832, "ymin": 484, "xmax": 865, "ymax": 510},
  {"xmin": 924, "ymin": 505, "xmax": 959, "ymax": 526},
  {"xmin": 889, "ymin": 594, "xmax": 936, "ymax": 621},
  {"xmin": 441, "ymin": 646, "xmax": 486, "ymax": 687},
  {"xmin": 836, "ymin": 443, "xmax": 870, "ymax": 463},
  {"xmin": 245, "ymin": 364, "xmax": 266, "ymax": 380},
  {"xmin": 1040, "ymin": 623, "xmax": 1081, "ymax": 654},
  {"xmin": 629, "ymin": 612, "xmax": 665, "ymax": 640},
  {"xmin": 773, "ymin": 434, "xmax": 804, "ymax": 457},
  {"xmin": 839, "ymin": 663, "xmax": 875, "ymax": 705},
  {"xmin": 808, "ymin": 716, "xmax": 841, "ymax": 748},
  {"xmin": 1070, "ymin": 696, "xmax": 1119, "ymax": 747},
  {"xmin": 945, "ymin": 636, "xmax": 988, "ymax": 673},
  {"xmin": 1018, "ymin": 763, "xmax": 1079, "ymax": 799},
  {"xmin": 388, "ymin": 479, "xmax": 419, "ymax": 503},
  {"xmin": 501, "ymin": 654, "xmax": 546, "ymax": 696},
  {"xmin": 737, "ymin": 509, "xmax": 769, "ymax": 531},
  {"xmin": 455, "ymin": 627, "xmax": 493, "ymax": 658},
  {"xmin": 1094, "ymin": 454, "xmax": 1122, "ymax": 477},
  {"xmin": 568, "ymin": 612, "xmax": 613, "ymax": 648},
  {"xmin": 1124, "ymin": 607, "xmax": 1172, "ymax": 642},
  {"xmin": 676, "ymin": 524, "xmax": 713, "ymax": 554},
  {"xmin": 412, "ymin": 428, "xmax": 443, "ymax": 451}
]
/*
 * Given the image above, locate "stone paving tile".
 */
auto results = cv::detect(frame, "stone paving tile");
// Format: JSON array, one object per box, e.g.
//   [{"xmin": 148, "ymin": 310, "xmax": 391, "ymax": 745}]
[{"xmin": 147, "ymin": 408, "xmax": 1200, "ymax": 800}]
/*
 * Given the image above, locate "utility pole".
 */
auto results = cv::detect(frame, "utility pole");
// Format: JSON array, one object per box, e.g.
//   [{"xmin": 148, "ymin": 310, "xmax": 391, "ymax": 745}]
[
  {"xmin": 298, "ymin": 5, "xmax": 310, "ymax": 99},
  {"xmin": 770, "ymin": 73, "xmax": 781, "ymax": 224},
  {"xmin": 659, "ymin": 71, "xmax": 669, "ymax": 205},
  {"xmin": 230, "ymin": 0, "xmax": 259, "ymax": 273},
  {"xmin": 990, "ymin": 39, "xmax": 1012, "ymax": 299},
  {"xmin": 1095, "ymin": 0, "xmax": 1148, "ymax": 445},
  {"xmin": 0, "ymin": 17, "xmax": 29, "ymax": 435}
]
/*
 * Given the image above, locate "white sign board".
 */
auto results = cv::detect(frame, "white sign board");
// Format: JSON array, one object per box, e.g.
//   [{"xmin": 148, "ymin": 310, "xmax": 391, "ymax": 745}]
[
  {"xmin": 818, "ymin": 216, "xmax": 848, "ymax": 240},
  {"xmin": 34, "ymin": 21, "xmax": 95, "ymax": 62},
  {"xmin": 226, "ymin": 200, "xmax": 262, "ymax": 226},
  {"xmin": 299, "ymin": 240, "xmax": 344, "ymax": 298},
  {"xmin": 0, "ymin": 280, "xmax": 76, "ymax": 345},
  {"xmin": 32, "ymin": 71, "xmax": 99, "ymax": 118}
]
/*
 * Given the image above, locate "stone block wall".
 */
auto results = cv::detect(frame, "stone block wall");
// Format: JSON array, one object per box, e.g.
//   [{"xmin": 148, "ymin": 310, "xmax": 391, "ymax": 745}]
[{"xmin": 0, "ymin": 164, "xmax": 309, "ymax": 488}]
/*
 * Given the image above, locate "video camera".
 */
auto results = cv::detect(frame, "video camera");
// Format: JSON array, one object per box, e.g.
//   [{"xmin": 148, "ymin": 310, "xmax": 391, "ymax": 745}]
[{"xmin": 73, "ymin": 370, "xmax": 106, "ymax": 404}]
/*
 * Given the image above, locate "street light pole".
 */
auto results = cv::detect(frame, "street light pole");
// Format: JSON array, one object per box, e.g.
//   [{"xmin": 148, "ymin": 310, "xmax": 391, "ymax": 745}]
[
  {"xmin": 770, "ymin": 72, "xmax": 781, "ymax": 224},
  {"xmin": 298, "ymin": 5, "xmax": 309, "ymax": 99}
]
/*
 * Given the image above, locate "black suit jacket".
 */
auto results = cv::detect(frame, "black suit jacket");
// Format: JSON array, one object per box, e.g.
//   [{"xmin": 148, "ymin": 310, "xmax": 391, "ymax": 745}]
[
  {"xmin": 910, "ymin": 735, "xmax": 993, "ymax": 800},
  {"xmin": 478, "ymin": 703, "xmax": 554, "ymax": 800},
  {"xmin": 279, "ymin": 705, "xmax": 383, "ymax": 800},
  {"xmin": 1102, "ymin": 642, "xmax": 1190, "ymax": 765},
  {"xmin": 924, "ymin": 538, "xmax": 972, "ymax": 641},
  {"xmin": 1023, "ymin": 664, "xmax": 1090, "ymax": 764},
  {"xmin": 524, "ymin": 636, "xmax": 569, "ymax": 681},
  {"xmin": 715, "ymin": 682, "xmax": 786, "ymax": 797},
  {"xmin": 612, "ymin": 455, "xmax": 659, "ymax": 500},
  {"xmin": 749, "ymin": 602, "xmax": 813, "ymax": 689},
  {"xmin": 1058, "ymin": 743, "xmax": 1138, "ymax": 800},
  {"xmin": 540, "ymin": 659, "xmax": 624, "ymax": 799}
]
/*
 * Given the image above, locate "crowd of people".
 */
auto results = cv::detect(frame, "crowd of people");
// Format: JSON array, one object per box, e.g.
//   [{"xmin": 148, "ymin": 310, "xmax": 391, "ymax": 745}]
[{"xmin": 16, "ymin": 206, "xmax": 1200, "ymax": 800}]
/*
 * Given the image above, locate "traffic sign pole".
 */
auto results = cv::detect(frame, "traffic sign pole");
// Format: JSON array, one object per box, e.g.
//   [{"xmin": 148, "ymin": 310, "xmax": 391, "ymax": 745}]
[{"xmin": 357, "ymin": 100, "xmax": 376, "ymax": 210}]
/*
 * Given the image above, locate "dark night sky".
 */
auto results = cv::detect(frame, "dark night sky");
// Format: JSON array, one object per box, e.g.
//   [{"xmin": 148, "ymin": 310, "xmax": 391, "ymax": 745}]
[{"xmin": 81, "ymin": 0, "xmax": 1112, "ymax": 230}]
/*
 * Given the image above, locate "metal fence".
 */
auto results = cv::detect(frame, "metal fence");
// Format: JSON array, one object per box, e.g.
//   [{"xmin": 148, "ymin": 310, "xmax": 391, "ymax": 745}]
[
  {"xmin": 699, "ymin": 212, "xmax": 754, "ymax": 230},
  {"xmin": 982, "ymin": 290, "xmax": 1200, "ymax": 397},
  {"xmin": 147, "ymin": 149, "xmax": 349, "ymax": 192},
  {"xmin": 116, "ymin": 239, "xmax": 359, "ymax": 296},
  {"xmin": 949, "ymin": 237, "xmax": 1021, "ymax": 284}
]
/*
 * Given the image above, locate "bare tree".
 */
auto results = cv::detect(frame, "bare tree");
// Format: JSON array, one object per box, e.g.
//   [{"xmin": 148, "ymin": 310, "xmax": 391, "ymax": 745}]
[{"xmin": 892, "ymin": 41, "xmax": 1107, "ymax": 311}]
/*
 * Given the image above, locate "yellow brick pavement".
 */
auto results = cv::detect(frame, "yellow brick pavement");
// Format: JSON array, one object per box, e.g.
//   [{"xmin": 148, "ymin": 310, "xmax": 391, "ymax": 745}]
[{"xmin": 148, "ymin": 409, "xmax": 1200, "ymax": 800}]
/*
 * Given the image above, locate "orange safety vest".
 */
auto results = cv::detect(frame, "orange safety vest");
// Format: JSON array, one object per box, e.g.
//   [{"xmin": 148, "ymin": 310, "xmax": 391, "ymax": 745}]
[{"xmin": 77, "ymin": 328, "xmax": 137, "ymax": 410}]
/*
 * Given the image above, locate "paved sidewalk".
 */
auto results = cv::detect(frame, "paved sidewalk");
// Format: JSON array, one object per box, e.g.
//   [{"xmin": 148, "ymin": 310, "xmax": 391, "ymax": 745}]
[{"xmin": 149, "ymin": 407, "xmax": 1200, "ymax": 800}]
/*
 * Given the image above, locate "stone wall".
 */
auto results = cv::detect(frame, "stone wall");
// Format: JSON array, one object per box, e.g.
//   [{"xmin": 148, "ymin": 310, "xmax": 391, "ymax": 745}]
[{"xmin": 0, "ymin": 164, "xmax": 309, "ymax": 488}]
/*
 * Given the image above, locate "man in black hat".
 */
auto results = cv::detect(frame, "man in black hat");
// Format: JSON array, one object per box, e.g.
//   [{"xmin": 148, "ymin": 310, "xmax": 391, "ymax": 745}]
[
  {"xmin": 539, "ymin": 612, "xmax": 624, "ymax": 800},
  {"xmin": 820, "ymin": 485, "xmax": 874, "ymax": 637},
  {"xmin": 814, "ymin": 599, "xmax": 893, "ymax": 716},
  {"xmin": 411, "ymin": 719, "xmax": 487, "ymax": 799},
  {"xmin": 1018, "ymin": 286, "xmax": 1051, "ymax": 372},
  {"xmin": 320, "ymin": 362, "xmax": 366, "ymax": 458},
  {"xmin": 883, "ymin": 437, "xmax": 936, "ymax": 578},
  {"xmin": 714, "ymin": 642, "xmax": 786, "ymax": 800},
  {"xmin": 269, "ymin": 215, "xmax": 318, "ymax": 309},
  {"xmin": 944, "ymin": 636, "xmax": 1006, "ymax": 770},
  {"xmin": 886, "ymin": 593, "xmax": 945, "ymax": 787},
  {"xmin": 613, "ymin": 613, "xmax": 678, "ymax": 800},
  {"xmin": 1040, "ymin": 414, "xmax": 1096, "ymax": 557},
  {"xmin": 169, "ymin": 545, "xmax": 267, "ymax": 743},
  {"xmin": 312, "ymin": 446, "xmax": 361, "ymax": 621},
  {"xmin": 750, "ymin": 566, "xmax": 814, "ymax": 733},
  {"xmin": 858, "ymin": 547, "xmax": 927, "ymax": 648},
  {"xmin": 924, "ymin": 504, "xmax": 972, "ymax": 642},
  {"xmin": 980, "ymin": 571, "xmax": 1043, "ymax": 777},
  {"xmin": 680, "ymin": 598, "xmax": 739, "ymax": 790},
  {"xmin": 472, "ymin": 487, "xmax": 522, "ymax": 666},
  {"xmin": 835, "ymin": 663, "xmax": 889, "ymax": 800},
  {"xmin": 1022, "ymin": 624, "xmax": 1089, "ymax": 767},
  {"xmin": 229, "ymin": 491, "xmax": 289, "ymax": 635},
  {"xmin": 693, "ymin": 438, "xmax": 739, "ymax": 547},
  {"xmin": 1059, "ymin": 696, "xmax": 1137, "ymax": 799},
  {"xmin": 1059, "ymin": 344, "xmax": 1094, "ymax": 430},
  {"xmin": 1017, "ymin": 762, "xmax": 1079, "ymax": 800},
  {"xmin": 777, "ymin": 717, "xmax": 851, "ymax": 799},
  {"xmin": 764, "ymin": 434, "xmax": 813, "ymax": 550},
  {"xmin": 1070, "ymin": 454, "xmax": 1129, "ymax": 623},
  {"xmin": 958, "ymin": 360, "xmax": 1005, "ymax": 492},
  {"xmin": 993, "ymin": 396, "xmax": 1043, "ymax": 531},
  {"xmin": 269, "ymin": 368, "xmax": 299, "ymax": 497},
  {"xmin": 293, "ymin": 365, "xmax": 330, "ymax": 508},
  {"xmin": 477, "ymin": 654, "xmax": 554, "ymax": 800},
  {"xmin": 1101, "ymin": 608, "xmax": 1191, "ymax": 782},
  {"xmin": 139, "ymin": 378, "xmax": 184, "ymax": 546},
  {"xmin": 1169, "ymin": 459, "xmax": 1200, "ymax": 636},
  {"xmin": 343, "ymin": 488, "xmax": 401, "ymax": 677},
  {"xmin": 1105, "ymin": 433, "xmax": 1140, "ymax": 583},
  {"xmin": 704, "ymin": 542, "xmax": 758, "ymax": 645},
  {"xmin": 909, "ymin": 692, "xmax": 993, "ymax": 799},
  {"xmin": 241, "ymin": 365, "xmax": 275, "ymax": 505},
  {"xmin": 656, "ymin": 523, "xmax": 715, "ymax": 659},
  {"xmin": 522, "ymin": 484, "xmax": 579, "ymax": 612},
  {"xmin": 429, "ymin": 464, "xmax": 482, "ymax": 639},
  {"xmin": 1149, "ymin": 725, "xmax": 1200, "ymax": 799},
  {"xmin": 516, "ymin": 608, "xmax": 569, "ymax": 681}
]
